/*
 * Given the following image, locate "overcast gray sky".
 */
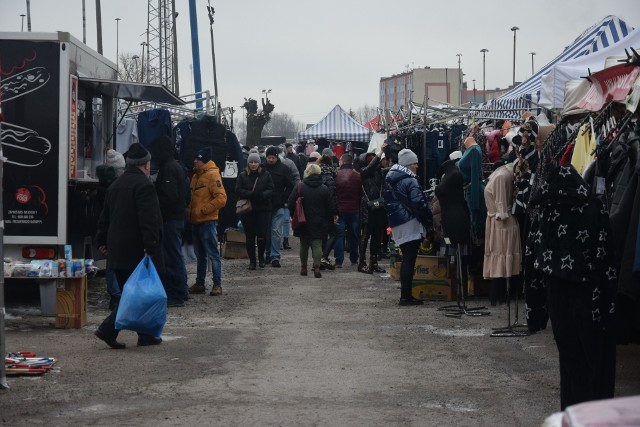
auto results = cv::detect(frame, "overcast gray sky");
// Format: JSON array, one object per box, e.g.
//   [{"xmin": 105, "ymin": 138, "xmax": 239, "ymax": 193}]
[{"xmin": 1, "ymin": 0, "xmax": 639, "ymax": 125}]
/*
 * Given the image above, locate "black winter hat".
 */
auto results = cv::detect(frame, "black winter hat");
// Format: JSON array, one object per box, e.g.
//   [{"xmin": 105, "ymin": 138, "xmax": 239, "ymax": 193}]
[
  {"xmin": 265, "ymin": 146, "xmax": 280, "ymax": 157},
  {"xmin": 125, "ymin": 143, "xmax": 151, "ymax": 166},
  {"xmin": 196, "ymin": 147, "xmax": 212, "ymax": 163}
]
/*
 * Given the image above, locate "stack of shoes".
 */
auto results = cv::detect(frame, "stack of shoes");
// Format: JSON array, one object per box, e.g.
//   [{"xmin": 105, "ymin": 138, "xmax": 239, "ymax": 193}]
[{"xmin": 320, "ymin": 257, "xmax": 335, "ymax": 270}]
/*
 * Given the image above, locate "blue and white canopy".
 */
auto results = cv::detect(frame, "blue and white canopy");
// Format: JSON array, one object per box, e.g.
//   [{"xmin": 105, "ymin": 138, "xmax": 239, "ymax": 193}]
[
  {"xmin": 297, "ymin": 105, "xmax": 372, "ymax": 142},
  {"xmin": 475, "ymin": 15, "xmax": 635, "ymax": 119}
]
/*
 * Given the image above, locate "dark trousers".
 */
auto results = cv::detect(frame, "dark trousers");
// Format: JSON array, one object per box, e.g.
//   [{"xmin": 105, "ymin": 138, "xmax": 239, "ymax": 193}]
[
  {"xmin": 547, "ymin": 277, "xmax": 616, "ymax": 410},
  {"xmin": 162, "ymin": 219, "xmax": 188, "ymax": 302},
  {"xmin": 322, "ymin": 222, "xmax": 338, "ymax": 259},
  {"xmin": 241, "ymin": 210, "xmax": 271, "ymax": 264},
  {"xmin": 98, "ymin": 269, "xmax": 157, "ymax": 340},
  {"xmin": 399, "ymin": 239, "xmax": 420, "ymax": 300}
]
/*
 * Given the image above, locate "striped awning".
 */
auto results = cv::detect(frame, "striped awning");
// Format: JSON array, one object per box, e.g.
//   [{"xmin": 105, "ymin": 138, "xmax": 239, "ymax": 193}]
[
  {"xmin": 297, "ymin": 105, "xmax": 372, "ymax": 142},
  {"xmin": 475, "ymin": 15, "xmax": 634, "ymax": 119}
]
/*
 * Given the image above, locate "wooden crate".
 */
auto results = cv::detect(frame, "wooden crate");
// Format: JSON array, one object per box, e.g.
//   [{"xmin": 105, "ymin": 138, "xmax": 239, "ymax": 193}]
[{"xmin": 55, "ymin": 276, "xmax": 87, "ymax": 329}]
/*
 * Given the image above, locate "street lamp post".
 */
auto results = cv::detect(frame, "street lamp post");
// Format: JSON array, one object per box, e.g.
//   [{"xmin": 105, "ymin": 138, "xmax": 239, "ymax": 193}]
[
  {"xmin": 20, "ymin": 14, "xmax": 25, "ymax": 32},
  {"xmin": 262, "ymin": 89, "xmax": 272, "ymax": 102},
  {"xmin": 456, "ymin": 53, "xmax": 462, "ymax": 106},
  {"xmin": 529, "ymin": 51, "xmax": 536, "ymax": 75},
  {"xmin": 132, "ymin": 55, "xmax": 140, "ymax": 82},
  {"xmin": 472, "ymin": 79, "xmax": 476, "ymax": 106},
  {"xmin": 480, "ymin": 48, "xmax": 488, "ymax": 102},
  {"xmin": 140, "ymin": 42, "xmax": 146, "ymax": 82},
  {"xmin": 511, "ymin": 26, "xmax": 519, "ymax": 86},
  {"xmin": 115, "ymin": 18, "xmax": 121, "ymax": 77}
]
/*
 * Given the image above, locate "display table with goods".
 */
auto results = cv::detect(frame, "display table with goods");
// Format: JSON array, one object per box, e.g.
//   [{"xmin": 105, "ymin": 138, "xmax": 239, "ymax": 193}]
[{"xmin": 4, "ymin": 257, "xmax": 95, "ymax": 328}]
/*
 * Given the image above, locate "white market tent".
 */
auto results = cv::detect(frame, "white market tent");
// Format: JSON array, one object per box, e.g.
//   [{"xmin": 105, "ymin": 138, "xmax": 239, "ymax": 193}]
[
  {"xmin": 539, "ymin": 26, "xmax": 640, "ymax": 110},
  {"xmin": 476, "ymin": 15, "xmax": 635, "ymax": 119},
  {"xmin": 297, "ymin": 105, "xmax": 372, "ymax": 143}
]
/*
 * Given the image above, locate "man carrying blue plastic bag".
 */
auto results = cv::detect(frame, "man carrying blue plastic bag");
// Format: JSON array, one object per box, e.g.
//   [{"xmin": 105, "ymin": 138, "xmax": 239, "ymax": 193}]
[{"xmin": 94, "ymin": 143, "xmax": 167, "ymax": 349}]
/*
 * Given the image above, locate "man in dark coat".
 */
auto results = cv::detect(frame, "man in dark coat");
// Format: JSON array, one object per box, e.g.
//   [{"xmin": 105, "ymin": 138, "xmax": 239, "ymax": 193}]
[
  {"xmin": 264, "ymin": 145, "xmax": 294, "ymax": 267},
  {"xmin": 334, "ymin": 153, "xmax": 362, "ymax": 267},
  {"xmin": 150, "ymin": 136, "xmax": 188, "ymax": 307},
  {"xmin": 285, "ymin": 142, "xmax": 303, "ymax": 177},
  {"xmin": 94, "ymin": 143, "xmax": 164, "ymax": 349}
]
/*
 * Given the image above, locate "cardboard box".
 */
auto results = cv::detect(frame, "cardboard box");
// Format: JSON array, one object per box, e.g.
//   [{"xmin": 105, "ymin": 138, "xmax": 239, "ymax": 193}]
[
  {"xmin": 412, "ymin": 279, "xmax": 456, "ymax": 302},
  {"xmin": 413, "ymin": 256, "xmax": 450, "ymax": 280},
  {"xmin": 55, "ymin": 276, "xmax": 87, "ymax": 328},
  {"xmin": 222, "ymin": 241, "xmax": 248, "ymax": 259},
  {"xmin": 389, "ymin": 254, "xmax": 401, "ymax": 281},
  {"xmin": 225, "ymin": 229, "xmax": 246, "ymax": 243}
]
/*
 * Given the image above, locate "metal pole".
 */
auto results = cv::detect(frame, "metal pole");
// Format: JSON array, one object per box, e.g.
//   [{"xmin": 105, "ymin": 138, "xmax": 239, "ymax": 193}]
[
  {"xmin": 472, "ymin": 79, "xmax": 476, "ymax": 105},
  {"xmin": 530, "ymin": 51, "xmax": 536, "ymax": 75},
  {"xmin": 0, "ymin": 112, "xmax": 8, "ymax": 389},
  {"xmin": 82, "ymin": 0, "xmax": 86, "ymax": 44},
  {"xmin": 480, "ymin": 49, "xmax": 488, "ymax": 102},
  {"xmin": 456, "ymin": 53, "xmax": 462, "ymax": 106},
  {"xmin": 26, "ymin": 0, "xmax": 31, "ymax": 32},
  {"xmin": 171, "ymin": 0, "xmax": 180, "ymax": 95},
  {"xmin": 96, "ymin": 0, "xmax": 103, "ymax": 54},
  {"xmin": 115, "ymin": 18, "xmax": 121, "ymax": 77},
  {"xmin": 207, "ymin": 2, "xmax": 219, "ymax": 118},
  {"xmin": 512, "ymin": 28, "xmax": 517, "ymax": 85},
  {"xmin": 20, "ymin": 14, "xmax": 25, "ymax": 32},
  {"xmin": 188, "ymin": 0, "xmax": 203, "ymax": 110}
]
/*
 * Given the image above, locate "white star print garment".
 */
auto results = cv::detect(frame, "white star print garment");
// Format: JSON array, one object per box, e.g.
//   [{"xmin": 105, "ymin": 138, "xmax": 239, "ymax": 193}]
[{"xmin": 524, "ymin": 164, "xmax": 617, "ymax": 330}]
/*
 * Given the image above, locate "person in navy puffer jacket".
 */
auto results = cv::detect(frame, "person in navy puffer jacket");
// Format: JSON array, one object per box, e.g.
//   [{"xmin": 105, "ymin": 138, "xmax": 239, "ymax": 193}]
[{"xmin": 384, "ymin": 148, "xmax": 433, "ymax": 306}]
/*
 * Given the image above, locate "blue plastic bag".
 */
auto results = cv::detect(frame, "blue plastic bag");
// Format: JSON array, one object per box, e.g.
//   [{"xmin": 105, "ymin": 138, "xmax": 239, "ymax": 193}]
[{"xmin": 115, "ymin": 256, "xmax": 167, "ymax": 337}]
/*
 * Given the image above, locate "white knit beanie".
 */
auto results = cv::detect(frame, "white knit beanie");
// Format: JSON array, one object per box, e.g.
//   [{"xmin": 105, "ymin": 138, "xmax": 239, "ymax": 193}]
[{"xmin": 106, "ymin": 149, "xmax": 126, "ymax": 170}]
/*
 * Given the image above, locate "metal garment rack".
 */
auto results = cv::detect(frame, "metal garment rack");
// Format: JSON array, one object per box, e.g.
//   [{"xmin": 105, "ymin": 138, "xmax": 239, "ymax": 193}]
[
  {"xmin": 438, "ymin": 244, "xmax": 490, "ymax": 318},
  {"xmin": 490, "ymin": 277, "xmax": 530, "ymax": 337}
]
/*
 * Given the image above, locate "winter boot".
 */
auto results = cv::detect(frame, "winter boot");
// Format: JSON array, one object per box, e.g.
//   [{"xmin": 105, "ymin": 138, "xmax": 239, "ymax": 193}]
[
  {"xmin": 300, "ymin": 265, "xmax": 308, "ymax": 276},
  {"xmin": 282, "ymin": 238, "xmax": 292, "ymax": 250},
  {"xmin": 369, "ymin": 255, "xmax": 387, "ymax": 273},
  {"xmin": 313, "ymin": 264, "xmax": 322, "ymax": 278}
]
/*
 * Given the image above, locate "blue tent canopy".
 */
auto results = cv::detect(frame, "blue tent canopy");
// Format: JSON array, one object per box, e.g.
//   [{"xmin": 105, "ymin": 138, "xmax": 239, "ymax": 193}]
[
  {"xmin": 475, "ymin": 15, "xmax": 634, "ymax": 119},
  {"xmin": 297, "ymin": 105, "xmax": 372, "ymax": 142}
]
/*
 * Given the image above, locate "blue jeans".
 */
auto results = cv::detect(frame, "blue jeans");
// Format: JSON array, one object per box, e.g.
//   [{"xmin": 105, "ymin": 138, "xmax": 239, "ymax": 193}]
[
  {"xmin": 335, "ymin": 212, "xmax": 360, "ymax": 265},
  {"xmin": 163, "ymin": 219, "xmax": 188, "ymax": 301},
  {"xmin": 106, "ymin": 267, "xmax": 121, "ymax": 299},
  {"xmin": 270, "ymin": 208, "xmax": 286, "ymax": 261},
  {"xmin": 192, "ymin": 221, "xmax": 222, "ymax": 287},
  {"xmin": 282, "ymin": 207, "xmax": 291, "ymax": 238}
]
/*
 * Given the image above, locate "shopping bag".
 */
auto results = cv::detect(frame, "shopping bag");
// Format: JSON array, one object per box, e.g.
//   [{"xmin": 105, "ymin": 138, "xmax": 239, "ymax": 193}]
[
  {"xmin": 115, "ymin": 255, "xmax": 167, "ymax": 337},
  {"xmin": 291, "ymin": 181, "xmax": 306, "ymax": 230}
]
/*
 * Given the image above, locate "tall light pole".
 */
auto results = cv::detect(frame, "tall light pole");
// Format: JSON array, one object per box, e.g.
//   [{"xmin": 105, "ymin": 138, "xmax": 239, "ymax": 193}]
[
  {"xmin": 529, "ymin": 51, "xmax": 536, "ymax": 75},
  {"xmin": 511, "ymin": 26, "xmax": 519, "ymax": 86},
  {"xmin": 132, "ymin": 55, "xmax": 140, "ymax": 82},
  {"xmin": 480, "ymin": 48, "xmax": 488, "ymax": 102},
  {"xmin": 456, "ymin": 53, "xmax": 462, "ymax": 106},
  {"xmin": 140, "ymin": 42, "xmax": 146, "ymax": 82},
  {"xmin": 115, "ymin": 18, "xmax": 121, "ymax": 77},
  {"xmin": 20, "ymin": 14, "xmax": 25, "ymax": 31},
  {"xmin": 262, "ymin": 89, "xmax": 272, "ymax": 102},
  {"xmin": 207, "ymin": 1, "xmax": 219, "ymax": 117},
  {"xmin": 25, "ymin": 0, "xmax": 31, "ymax": 32},
  {"xmin": 472, "ymin": 79, "xmax": 476, "ymax": 105}
]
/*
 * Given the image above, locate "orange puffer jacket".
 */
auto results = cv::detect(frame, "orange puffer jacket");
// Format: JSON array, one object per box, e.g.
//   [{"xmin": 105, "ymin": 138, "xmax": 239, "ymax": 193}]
[{"xmin": 186, "ymin": 160, "xmax": 227, "ymax": 224}]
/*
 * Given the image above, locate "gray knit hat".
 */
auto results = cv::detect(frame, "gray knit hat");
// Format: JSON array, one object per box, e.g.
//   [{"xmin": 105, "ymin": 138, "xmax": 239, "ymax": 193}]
[
  {"xmin": 106, "ymin": 149, "xmax": 125, "ymax": 170},
  {"xmin": 398, "ymin": 148, "xmax": 419, "ymax": 167},
  {"xmin": 247, "ymin": 152, "xmax": 261, "ymax": 163}
]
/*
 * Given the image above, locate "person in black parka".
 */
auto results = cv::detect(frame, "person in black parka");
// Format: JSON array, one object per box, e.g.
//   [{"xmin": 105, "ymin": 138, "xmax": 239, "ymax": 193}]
[
  {"xmin": 95, "ymin": 143, "xmax": 164, "ymax": 349},
  {"xmin": 288, "ymin": 163, "xmax": 334, "ymax": 278},
  {"xmin": 235, "ymin": 151, "xmax": 274, "ymax": 269},
  {"xmin": 150, "ymin": 135, "xmax": 188, "ymax": 306}
]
